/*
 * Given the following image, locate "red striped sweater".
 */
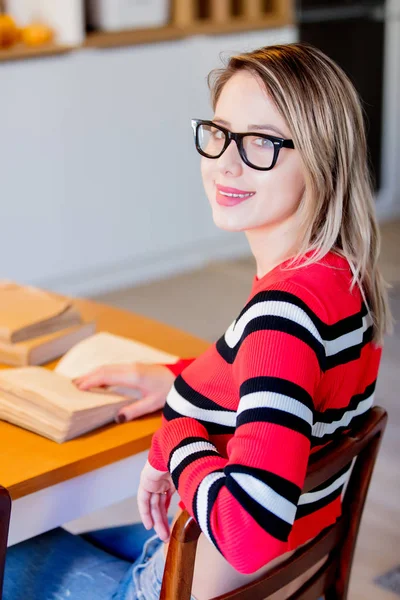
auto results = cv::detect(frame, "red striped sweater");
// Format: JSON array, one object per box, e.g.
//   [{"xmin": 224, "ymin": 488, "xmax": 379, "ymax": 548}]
[{"xmin": 148, "ymin": 251, "xmax": 382, "ymax": 574}]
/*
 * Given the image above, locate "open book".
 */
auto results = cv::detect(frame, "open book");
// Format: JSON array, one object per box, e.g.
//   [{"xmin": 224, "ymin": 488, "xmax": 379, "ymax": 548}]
[{"xmin": 0, "ymin": 333, "xmax": 178, "ymax": 443}]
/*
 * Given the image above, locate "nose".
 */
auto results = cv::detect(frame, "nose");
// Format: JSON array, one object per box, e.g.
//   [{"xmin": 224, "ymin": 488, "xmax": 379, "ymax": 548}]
[{"xmin": 216, "ymin": 139, "xmax": 243, "ymax": 177}]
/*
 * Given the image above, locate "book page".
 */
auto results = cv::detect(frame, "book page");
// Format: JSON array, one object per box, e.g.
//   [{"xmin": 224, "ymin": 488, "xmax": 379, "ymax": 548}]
[
  {"xmin": 55, "ymin": 332, "xmax": 178, "ymax": 379},
  {"xmin": 0, "ymin": 367, "xmax": 127, "ymax": 413}
]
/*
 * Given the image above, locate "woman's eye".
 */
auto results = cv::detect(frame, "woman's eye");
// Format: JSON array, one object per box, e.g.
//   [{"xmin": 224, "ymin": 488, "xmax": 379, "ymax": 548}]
[
  {"xmin": 211, "ymin": 129, "xmax": 224, "ymax": 140},
  {"xmin": 253, "ymin": 137, "xmax": 273, "ymax": 148}
]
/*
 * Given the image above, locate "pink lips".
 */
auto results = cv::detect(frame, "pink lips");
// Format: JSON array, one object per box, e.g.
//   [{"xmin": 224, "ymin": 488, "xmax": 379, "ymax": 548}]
[{"xmin": 215, "ymin": 184, "xmax": 256, "ymax": 207}]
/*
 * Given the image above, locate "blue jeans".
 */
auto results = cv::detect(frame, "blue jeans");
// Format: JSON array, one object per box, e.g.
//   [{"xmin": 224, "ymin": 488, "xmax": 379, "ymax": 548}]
[{"xmin": 4, "ymin": 521, "xmax": 174, "ymax": 600}]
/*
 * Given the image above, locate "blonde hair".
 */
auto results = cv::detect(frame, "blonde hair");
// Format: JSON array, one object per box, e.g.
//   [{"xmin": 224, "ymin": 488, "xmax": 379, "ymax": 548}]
[{"xmin": 208, "ymin": 42, "xmax": 392, "ymax": 344}]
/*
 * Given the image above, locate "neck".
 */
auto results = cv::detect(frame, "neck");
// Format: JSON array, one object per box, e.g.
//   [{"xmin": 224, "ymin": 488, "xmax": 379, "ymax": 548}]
[{"xmin": 246, "ymin": 213, "xmax": 301, "ymax": 280}]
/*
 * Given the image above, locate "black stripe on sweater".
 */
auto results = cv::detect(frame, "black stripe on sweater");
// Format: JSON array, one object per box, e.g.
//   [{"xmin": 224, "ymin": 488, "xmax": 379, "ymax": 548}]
[
  {"xmin": 163, "ymin": 403, "xmax": 235, "ymax": 435},
  {"xmin": 240, "ymin": 376, "xmax": 315, "ymax": 413},
  {"xmin": 309, "ymin": 463, "xmax": 352, "ymax": 494},
  {"xmin": 192, "ymin": 470, "xmax": 225, "ymax": 558},
  {"xmin": 174, "ymin": 375, "xmax": 236, "ymax": 414},
  {"xmin": 237, "ymin": 408, "xmax": 312, "ymax": 439},
  {"xmin": 325, "ymin": 325, "xmax": 374, "ymax": 369},
  {"xmin": 216, "ymin": 315, "xmax": 326, "ymax": 370},
  {"xmin": 234, "ymin": 290, "xmax": 368, "ymax": 341},
  {"xmin": 225, "ymin": 476, "xmax": 292, "ymax": 542},
  {"xmin": 311, "ymin": 410, "xmax": 373, "ymax": 446},
  {"xmin": 313, "ymin": 381, "xmax": 376, "ymax": 424},
  {"xmin": 225, "ymin": 464, "xmax": 301, "ymax": 506},
  {"xmin": 296, "ymin": 486, "xmax": 343, "ymax": 519},
  {"xmin": 167, "ymin": 436, "xmax": 218, "ymax": 473},
  {"xmin": 295, "ymin": 463, "xmax": 352, "ymax": 519},
  {"xmin": 205, "ymin": 475, "xmax": 225, "ymax": 557},
  {"xmin": 170, "ymin": 450, "xmax": 220, "ymax": 489}
]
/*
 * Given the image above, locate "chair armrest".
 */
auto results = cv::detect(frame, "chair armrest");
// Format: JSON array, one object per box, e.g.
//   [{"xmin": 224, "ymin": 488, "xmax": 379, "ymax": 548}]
[{"xmin": 160, "ymin": 510, "xmax": 201, "ymax": 600}]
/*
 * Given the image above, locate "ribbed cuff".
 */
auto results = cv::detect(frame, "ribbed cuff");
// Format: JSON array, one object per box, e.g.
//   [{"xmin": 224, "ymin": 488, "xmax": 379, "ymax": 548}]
[{"xmin": 148, "ymin": 417, "xmax": 210, "ymax": 472}]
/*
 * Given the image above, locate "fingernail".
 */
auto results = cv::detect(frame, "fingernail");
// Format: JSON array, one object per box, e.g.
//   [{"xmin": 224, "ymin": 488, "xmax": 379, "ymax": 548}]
[{"xmin": 116, "ymin": 414, "xmax": 126, "ymax": 424}]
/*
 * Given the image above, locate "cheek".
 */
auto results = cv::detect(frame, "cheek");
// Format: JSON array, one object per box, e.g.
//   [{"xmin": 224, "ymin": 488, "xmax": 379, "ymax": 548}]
[
  {"xmin": 201, "ymin": 156, "xmax": 211, "ymax": 177},
  {"xmin": 266, "ymin": 158, "xmax": 306, "ymax": 204},
  {"xmin": 251, "ymin": 161, "xmax": 306, "ymax": 221},
  {"xmin": 282, "ymin": 163, "xmax": 306, "ymax": 206},
  {"xmin": 201, "ymin": 158, "xmax": 215, "ymax": 192}
]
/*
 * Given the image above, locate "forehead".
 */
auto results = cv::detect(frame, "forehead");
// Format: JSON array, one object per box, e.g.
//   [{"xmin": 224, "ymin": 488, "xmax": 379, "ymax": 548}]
[{"xmin": 214, "ymin": 70, "xmax": 288, "ymax": 133}]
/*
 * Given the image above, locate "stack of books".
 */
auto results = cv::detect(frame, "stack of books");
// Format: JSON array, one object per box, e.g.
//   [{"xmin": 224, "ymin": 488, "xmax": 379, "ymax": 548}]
[{"xmin": 0, "ymin": 281, "xmax": 96, "ymax": 366}]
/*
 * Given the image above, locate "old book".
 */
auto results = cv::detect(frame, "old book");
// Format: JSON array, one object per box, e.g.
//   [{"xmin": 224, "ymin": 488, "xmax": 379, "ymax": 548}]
[
  {"xmin": 0, "ymin": 332, "xmax": 178, "ymax": 442},
  {"xmin": 0, "ymin": 321, "xmax": 96, "ymax": 367},
  {"xmin": 0, "ymin": 282, "xmax": 82, "ymax": 343}
]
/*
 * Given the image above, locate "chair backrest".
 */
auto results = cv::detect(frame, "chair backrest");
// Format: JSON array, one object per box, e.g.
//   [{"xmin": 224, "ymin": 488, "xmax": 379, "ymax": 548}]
[
  {"xmin": 160, "ymin": 406, "xmax": 387, "ymax": 600},
  {"xmin": 0, "ymin": 485, "xmax": 11, "ymax": 600}
]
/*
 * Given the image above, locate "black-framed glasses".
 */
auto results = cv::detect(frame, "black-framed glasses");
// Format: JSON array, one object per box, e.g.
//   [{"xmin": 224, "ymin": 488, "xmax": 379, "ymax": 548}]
[{"xmin": 191, "ymin": 119, "xmax": 295, "ymax": 171}]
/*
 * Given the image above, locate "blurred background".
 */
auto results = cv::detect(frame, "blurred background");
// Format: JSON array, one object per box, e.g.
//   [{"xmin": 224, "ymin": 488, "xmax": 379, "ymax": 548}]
[
  {"xmin": 1, "ymin": 1, "xmax": 399, "ymax": 598},
  {"xmin": 0, "ymin": 0, "xmax": 398, "ymax": 301}
]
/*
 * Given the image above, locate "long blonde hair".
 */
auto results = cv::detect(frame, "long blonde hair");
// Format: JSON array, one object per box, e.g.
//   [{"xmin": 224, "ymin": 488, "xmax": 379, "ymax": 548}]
[{"xmin": 208, "ymin": 42, "xmax": 392, "ymax": 344}]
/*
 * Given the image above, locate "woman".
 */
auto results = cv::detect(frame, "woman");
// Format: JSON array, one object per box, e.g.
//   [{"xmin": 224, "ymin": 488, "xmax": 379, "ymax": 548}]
[{"xmin": 4, "ymin": 42, "xmax": 391, "ymax": 600}]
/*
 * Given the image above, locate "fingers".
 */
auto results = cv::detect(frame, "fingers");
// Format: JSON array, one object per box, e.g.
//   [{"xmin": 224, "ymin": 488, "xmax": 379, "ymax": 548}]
[
  {"xmin": 151, "ymin": 493, "xmax": 170, "ymax": 542},
  {"xmin": 116, "ymin": 394, "xmax": 163, "ymax": 422},
  {"xmin": 138, "ymin": 485, "xmax": 173, "ymax": 541},
  {"xmin": 160, "ymin": 491, "xmax": 172, "ymax": 538},
  {"xmin": 74, "ymin": 368, "xmax": 115, "ymax": 390},
  {"xmin": 164, "ymin": 489, "xmax": 173, "ymax": 514},
  {"xmin": 137, "ymin": 489, "xmax": 169, "ymax": 540},
  {"xmin": 137, "ymin": 487, "xmax": 153, "ymax": 531},
  {"xmin": 74, "ymin": 365, "xmax": 140, "ymax": 391}
]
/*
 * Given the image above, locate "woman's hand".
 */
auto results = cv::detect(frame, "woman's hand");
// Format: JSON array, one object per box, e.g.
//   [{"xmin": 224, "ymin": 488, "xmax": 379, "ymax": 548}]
[
  {"xmin": 137, "ymin": 460, "xmax": 175, "ymax": 542},
  {"xmin": 74, "ymin": 363, "xmax": 175, "ymax": 422}
]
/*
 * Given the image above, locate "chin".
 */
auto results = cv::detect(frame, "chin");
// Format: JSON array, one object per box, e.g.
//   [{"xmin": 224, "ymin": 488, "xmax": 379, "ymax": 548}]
[{"xmin": 211, "ymin": 210, "xmax": 247, "ymax": 232}]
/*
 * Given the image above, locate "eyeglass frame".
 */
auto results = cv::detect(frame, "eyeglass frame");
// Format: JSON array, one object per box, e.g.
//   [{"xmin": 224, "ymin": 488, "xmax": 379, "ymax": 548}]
[{"xmin": 191, "ymin": 119, "xmax": 295, "ymax": 171}]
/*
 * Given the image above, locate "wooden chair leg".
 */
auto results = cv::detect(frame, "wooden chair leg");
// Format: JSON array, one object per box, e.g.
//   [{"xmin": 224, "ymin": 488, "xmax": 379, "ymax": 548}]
[{"xmin": 0, "ymin": 486, "xmax": 11, "ymax": 600}]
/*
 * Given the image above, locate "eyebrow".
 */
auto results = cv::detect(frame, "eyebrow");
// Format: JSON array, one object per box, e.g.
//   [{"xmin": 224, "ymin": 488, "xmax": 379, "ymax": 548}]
[{"xmin": 213, "ymin": 118, "xmax": 287, "ymax": 138}]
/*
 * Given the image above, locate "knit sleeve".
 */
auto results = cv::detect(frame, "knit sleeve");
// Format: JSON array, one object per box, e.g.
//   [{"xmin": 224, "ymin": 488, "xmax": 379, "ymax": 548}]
[{"xmin": 148, "ymin": 288, "xmax": 325, "ymax": 573}]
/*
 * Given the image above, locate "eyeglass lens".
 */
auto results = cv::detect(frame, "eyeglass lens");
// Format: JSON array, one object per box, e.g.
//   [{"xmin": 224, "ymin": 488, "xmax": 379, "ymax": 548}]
[{"xmin": 197, "ymin": 123, "xmax": 275, "ymax": 169}]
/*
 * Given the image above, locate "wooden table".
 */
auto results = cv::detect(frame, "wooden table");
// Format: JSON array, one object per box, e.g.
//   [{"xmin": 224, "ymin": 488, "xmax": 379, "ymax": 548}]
[{"xmin": 0, "ymin": 298, "xmax": 209, "ymax": 546}]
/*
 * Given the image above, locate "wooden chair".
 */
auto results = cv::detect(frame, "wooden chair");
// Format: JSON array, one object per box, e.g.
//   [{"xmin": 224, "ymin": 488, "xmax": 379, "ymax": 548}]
[
  {"xmin": 160, "ymin": 406, "xmax": 387, "ymax": 600},
  {"xmin": 0, "ymin": 485, "xmax": 11, "ymax": 600}
]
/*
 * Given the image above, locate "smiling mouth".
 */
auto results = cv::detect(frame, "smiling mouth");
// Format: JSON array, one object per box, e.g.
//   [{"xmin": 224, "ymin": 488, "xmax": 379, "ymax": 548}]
[
  {"xmin": 219, "ymin": 191, "xmax": 255, "ymax": 199},
  {"xmin": 216, "ymin": 184, "xmax": 256, "ymax": 200},
  {"xmin": 215, "ymin": 185, "xmax": 256, "ymax": 207}
]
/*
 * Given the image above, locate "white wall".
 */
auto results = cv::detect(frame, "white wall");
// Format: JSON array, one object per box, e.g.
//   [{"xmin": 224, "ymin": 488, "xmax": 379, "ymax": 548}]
[
  {"xmin": 378, "ymin": 0, "xmax": 400, "ymax": 219},
  {"xmin": 0, "ymin": 20, "xmax": 398, "ymax": 297},
  {"xmin": 0, "ymin": 27, "xmax": 296, "ymax": 296}
]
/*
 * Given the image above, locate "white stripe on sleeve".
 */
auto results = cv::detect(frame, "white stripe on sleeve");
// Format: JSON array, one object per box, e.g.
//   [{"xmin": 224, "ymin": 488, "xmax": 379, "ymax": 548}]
[
  {"xmin": 169, "ymin": 440, "xmax": 218, "ymax": 474},
  {"xmin": 231, "ymin": 472, "xmax": 297, "ymax": 525}
]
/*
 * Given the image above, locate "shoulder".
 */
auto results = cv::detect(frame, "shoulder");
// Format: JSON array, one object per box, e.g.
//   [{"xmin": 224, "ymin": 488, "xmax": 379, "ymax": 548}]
[
  {"xmin": 250, "ymin": 252, "xmax": 363, "ymax": 326},
  {"xmin": 218, "ymin": 252, "xmax": 368, "ymax": 372}
]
